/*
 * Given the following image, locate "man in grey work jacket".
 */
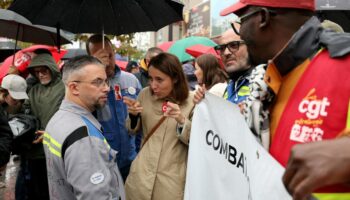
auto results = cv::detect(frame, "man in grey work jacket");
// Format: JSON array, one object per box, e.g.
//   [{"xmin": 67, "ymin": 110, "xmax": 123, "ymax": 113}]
[{"xmin": 43, "ymin": 55, "xmax": 125, "ymax": 200}]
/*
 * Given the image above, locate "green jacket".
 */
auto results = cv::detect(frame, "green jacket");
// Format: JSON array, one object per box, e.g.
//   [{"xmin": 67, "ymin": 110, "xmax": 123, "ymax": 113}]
[{"xmin": 25, "ymin": 53, "xmax": 65, "ymax": 159}]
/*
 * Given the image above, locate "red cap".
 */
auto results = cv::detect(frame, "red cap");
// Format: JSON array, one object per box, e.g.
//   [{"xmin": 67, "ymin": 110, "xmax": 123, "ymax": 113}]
[{"xmin": 220, "ymin": 0, "xmax": 315, "ymax": 16}]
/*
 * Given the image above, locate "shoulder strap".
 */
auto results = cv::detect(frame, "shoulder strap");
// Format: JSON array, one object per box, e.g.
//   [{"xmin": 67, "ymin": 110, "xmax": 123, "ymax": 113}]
[{"xmin": 141, "ymin": 116, "xmax": 166, "ymax": 148}]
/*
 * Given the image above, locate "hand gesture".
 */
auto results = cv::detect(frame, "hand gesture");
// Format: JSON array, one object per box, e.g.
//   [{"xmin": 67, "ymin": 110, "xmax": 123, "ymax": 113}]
[
  {"xmin": 33, "ymin": 130, "xmax": 45, "ymax": 144},
  {"xmin": 282, "ymin": 137, "xmax": 350, "ymax": 200},
  {"xmin": 164, "ymin": 102, "xmax": 185, "ymax": 124},
  {"xmin": 193, "ymin": 84, "xmax": 206, "ymax": 104},
  {"xmin": 123, "ymin": 96, "xmax": 143, "ymax": 116}
]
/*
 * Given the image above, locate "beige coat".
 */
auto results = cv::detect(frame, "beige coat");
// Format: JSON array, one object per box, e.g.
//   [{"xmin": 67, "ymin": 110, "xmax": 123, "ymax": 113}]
[{"xmin": 125, "ymin": 87, "xmax": 194, "ymax": 200}]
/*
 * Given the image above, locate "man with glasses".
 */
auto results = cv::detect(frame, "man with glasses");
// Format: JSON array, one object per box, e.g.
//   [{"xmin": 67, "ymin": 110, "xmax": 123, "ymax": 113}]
[
  {"xmin": 221, "ymin": 0, "xmax": 350, "ymax": 199},
  {"xmin": 86, "ymin": 34, "xmax": 142, "ymax": 181},
  {"xmin": 18, "ymin": 53, "xmax": 65, "ymax": 199},
  {"xmin": 194, "ymin": 26, "xmax": 271, "ymax": 147},
  {"xmin": 44, "ymin": 55, "xmax": 125, "ymax": 200},
  {"xmin": 213, "ymin": 26, "xmax": 252, "ymax": 104}
]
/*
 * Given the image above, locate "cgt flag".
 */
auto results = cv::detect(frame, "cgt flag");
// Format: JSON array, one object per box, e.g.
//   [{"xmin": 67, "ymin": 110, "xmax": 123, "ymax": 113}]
[{"xmin": 184, "ymin": 93, "xmax": 291, "ymax": 200}]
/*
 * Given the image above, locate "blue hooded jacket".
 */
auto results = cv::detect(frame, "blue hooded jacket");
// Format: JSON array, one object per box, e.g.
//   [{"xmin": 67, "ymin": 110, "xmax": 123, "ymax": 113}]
[{"xmin": 97, "ymin": 66, "xmax": 141, "ymax": 169}]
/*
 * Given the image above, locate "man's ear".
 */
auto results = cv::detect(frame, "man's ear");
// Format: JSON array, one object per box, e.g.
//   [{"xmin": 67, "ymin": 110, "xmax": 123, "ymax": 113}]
[
  {"xmin": 68, "ymin": 82, "xmax": 80, "ymax": 95},
  {"xmin": 259, "ymin": 8, "xmax": 271, "ymax": 28}
]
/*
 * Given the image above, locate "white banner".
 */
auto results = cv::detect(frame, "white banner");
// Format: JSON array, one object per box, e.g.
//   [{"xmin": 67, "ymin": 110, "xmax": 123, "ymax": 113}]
[{"xmin": 184, "ymin": 93, "xmax": 291, "ymax": 200}]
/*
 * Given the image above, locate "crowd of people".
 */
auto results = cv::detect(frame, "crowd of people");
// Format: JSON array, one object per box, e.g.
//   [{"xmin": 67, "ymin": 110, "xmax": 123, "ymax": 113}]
[{"xmin": 0, "ymin": 0, "xmax": 350, "ymax": 200}]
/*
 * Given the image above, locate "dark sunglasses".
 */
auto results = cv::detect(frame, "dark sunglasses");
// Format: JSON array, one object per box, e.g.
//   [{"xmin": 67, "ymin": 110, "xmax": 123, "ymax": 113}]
[{"xmin": 214, "ymin": 41, "xmax": 245, "ymax": 55}]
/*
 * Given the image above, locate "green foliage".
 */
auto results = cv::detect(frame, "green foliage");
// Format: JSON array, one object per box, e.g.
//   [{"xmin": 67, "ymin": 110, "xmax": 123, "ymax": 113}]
[
  {"xmin": 0, "ymin": 0, "xmax": 13, "ymax": 9},
  {"xmin": 77, "ymin": 33, "xmax": 143, "ymax": 60}
]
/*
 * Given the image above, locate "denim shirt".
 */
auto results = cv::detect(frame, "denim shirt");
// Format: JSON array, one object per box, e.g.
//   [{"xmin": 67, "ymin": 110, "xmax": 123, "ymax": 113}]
[{"xmin": 97, "ymin": 66, "xmax": 141, "ymax": 168}]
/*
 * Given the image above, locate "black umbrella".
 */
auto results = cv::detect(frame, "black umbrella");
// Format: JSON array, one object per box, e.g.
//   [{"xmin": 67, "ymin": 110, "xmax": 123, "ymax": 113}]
[
  {"xmin": 0, "ymin": 40, "xmax": 21, "ymax": 62},
  {"xmin": 0, "ymin": 9, "xmax": 73, "ymax": 47},
  {"xmin": 9, "ymin": 0, "xmax": 184, "ymax": 35},
  {"xmin": 62, "ymin": 49, "xmax": 87, "ymax": 60}
]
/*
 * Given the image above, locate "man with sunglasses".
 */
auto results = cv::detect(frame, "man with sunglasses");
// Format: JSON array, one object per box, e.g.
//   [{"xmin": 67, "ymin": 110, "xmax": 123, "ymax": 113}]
[
  {"xmin": 195, "ymin": 26, "xmax": 271, "ymax": 147},
  {"xmin": 221, "ymin": 0, "xmax": 350, "ymax": 199},
  {"xmin": 44, "ymin": 55, "xmax": 125, "ymax": 200},
  {"xmin": 213, "ymin": 26, "xmax": 252, "ymax": 104}
]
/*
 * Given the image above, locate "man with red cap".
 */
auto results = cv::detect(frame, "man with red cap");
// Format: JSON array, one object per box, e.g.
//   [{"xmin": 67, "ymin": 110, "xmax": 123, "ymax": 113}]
[{"xmin": 221, "ymin": 0, "xmax": 350, "ymax": 199}]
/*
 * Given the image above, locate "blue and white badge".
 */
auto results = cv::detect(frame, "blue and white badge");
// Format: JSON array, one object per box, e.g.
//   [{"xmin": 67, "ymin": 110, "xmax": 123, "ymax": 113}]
[
  {"xmin": 90, "ymin": 172, "xmax": 105, "ymax": 185},
  {"xmin": 128, "ymin": 87, "xmax": 136, "ymax": 95}
]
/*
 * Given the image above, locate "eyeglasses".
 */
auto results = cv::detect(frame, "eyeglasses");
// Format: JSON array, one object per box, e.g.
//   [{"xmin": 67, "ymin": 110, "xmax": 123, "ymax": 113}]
[
  {"xmin": 231, "ymin": 8, "xmax": 277, "ymax": 35},
  {"xmin": 72, "ymin": 78, "xmax": 110, "ymax": 88},
  {"xmin": 214, "ymin": 41, "xmax": 245, "ymax": 55}
]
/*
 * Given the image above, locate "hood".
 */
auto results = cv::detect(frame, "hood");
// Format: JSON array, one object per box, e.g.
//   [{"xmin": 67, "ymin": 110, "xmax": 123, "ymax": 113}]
[
  {"xmin": 140, "ymin": 58, "xmax": 148, "ymax": 71},
  {"xmin": 273, "ymin": 16, "xmax": 350, "ymax": 76},
  {"xmin": 27, "ymin": 53, "xmax": 61, "ymax": 83}
]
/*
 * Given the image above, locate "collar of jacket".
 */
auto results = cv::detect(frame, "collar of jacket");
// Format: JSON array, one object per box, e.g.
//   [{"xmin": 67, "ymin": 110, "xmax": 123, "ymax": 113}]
[
  {"xmin": 272, "ymin": 16, "xmax": 350, "ymax": 77},
  {"xmin": 109, "ymin": 64, "xmax": 122, "ymax": 86},
  {"xmin": 229, "ymin": 66, "xmax": 253, "ymax": 83},
  {"xmin": 60, "ymin": 99, "xmax": 102, "ymax": 131}
]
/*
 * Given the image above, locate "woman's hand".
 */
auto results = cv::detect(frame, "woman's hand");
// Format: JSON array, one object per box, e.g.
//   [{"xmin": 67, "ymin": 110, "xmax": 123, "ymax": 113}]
[
  {"xmin": 193, "ymin": 84, "xmax": 206, "ymax": 104},
  {"xmin": 123, "ymin": 96, "xmax": 143, "ymax": 116},
  {"xmin": 164, "ymin": 102, "xmax": 185, "ymax": 124}
]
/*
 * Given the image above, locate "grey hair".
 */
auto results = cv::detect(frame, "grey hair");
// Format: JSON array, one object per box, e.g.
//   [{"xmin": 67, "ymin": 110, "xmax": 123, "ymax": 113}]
[
  {"xmin": 145, "ymin": 47, "xmax": 163, "ymax": 59},
  {"xmin": 62, "ymin": 55, "xmax": 105, "ymax": 84}
]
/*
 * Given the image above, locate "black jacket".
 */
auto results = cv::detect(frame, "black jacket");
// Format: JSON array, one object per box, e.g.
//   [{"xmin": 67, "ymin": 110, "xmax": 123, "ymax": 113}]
[
  {"xmin": 0, "ymin": 107, "xmax": 12, "ymax": 167},
  {"xmin": 135, "ymin": 68, "xmax": 149, "ymax": 88}
]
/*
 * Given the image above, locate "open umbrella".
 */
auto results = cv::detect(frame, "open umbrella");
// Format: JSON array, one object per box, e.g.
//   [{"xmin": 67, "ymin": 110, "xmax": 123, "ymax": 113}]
[
  {"xmin": 157, "ymin": 41, "xmax": 175, "ymax": 51},
  {"xmin": 0, "ymin": 40, "xmax": 21, "ymax": 62},
  {"xmin": 0, "ymin": 9, "xmax": 73, "ymax": 47},
  {"xmin": 0, "ymin": 45, "xmax": 67, "ymax": 82},
  {"xmin": 185, "ymin": 44, "xmax": 219, "ymax": 59},
  {"xmin": 168, "ymin": 36, "xmax": 217, "ymax": 63},
  {"xmin": 61, "ymin": 49, "xmax": 88, "ymax": 60},
  {"xmin": 115, "ymin": 60, "xmax": 128, "ymax": 71},
  {"xmin": 185, "ymin": 44, "xmax": 224, "ymax": 68},
  {"xmin": 9, "ymin": 0, "xmax": 184, "ymax": 35}
]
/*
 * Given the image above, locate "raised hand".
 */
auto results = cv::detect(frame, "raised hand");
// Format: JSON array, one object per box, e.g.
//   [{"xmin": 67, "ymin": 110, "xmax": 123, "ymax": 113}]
[
  {"xmin": 164, "ymin": 101, "xmax": 185, "ymax": 124},
  {"xmin": 193, "ymin": 84, "xmax": 206, "ymax": 104}
]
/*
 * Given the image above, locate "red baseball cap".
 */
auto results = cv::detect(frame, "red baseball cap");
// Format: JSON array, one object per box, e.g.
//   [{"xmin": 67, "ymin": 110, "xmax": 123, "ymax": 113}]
[{"xmin": 220, "ymin": 0, "xmax": 315, "ymax": 16}]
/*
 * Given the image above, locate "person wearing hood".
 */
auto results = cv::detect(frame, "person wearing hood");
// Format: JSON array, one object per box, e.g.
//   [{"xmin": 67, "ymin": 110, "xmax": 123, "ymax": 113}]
[{"xmin": 22, "ymin": 52, "xmax": 65, "ymax": 200}]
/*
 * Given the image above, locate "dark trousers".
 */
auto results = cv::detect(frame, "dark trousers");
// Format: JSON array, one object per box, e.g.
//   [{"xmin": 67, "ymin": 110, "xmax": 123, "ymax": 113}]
[
  {"xmin": 27, "ymin": 158, "xmax": 49, "ymax": 200},
  {"xmin": 16, "ymin": 158, "xmax": 49, "ymax": 200},
  {"xmin": 15, "ymin": 158, "xmax": 28, "ymax": 200},
  {"xmin": 120, "ymin": 163, "xmax": 131, "ymax": 182}
]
